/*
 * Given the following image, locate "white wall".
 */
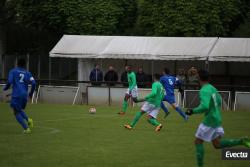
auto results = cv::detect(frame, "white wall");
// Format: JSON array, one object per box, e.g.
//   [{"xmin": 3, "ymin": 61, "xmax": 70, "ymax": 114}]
[{"xmin": 87, "ymin": 87, "xmax": 182, "ymax": 106}]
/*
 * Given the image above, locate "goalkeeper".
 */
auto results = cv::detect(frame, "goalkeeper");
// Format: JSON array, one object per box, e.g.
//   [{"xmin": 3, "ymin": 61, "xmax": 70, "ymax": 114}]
[{"xmin": 186, "ymin": 69, "xmax": 250, "ymax": 167}]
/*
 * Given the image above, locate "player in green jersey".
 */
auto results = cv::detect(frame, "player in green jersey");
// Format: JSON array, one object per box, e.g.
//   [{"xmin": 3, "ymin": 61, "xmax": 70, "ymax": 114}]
[
  {"xmin": 124, "ymin": 74, "xmax": 165, "ymax": 132},
  {"xmin": 118, "ymin": 65, "xmax": 139, "ymax": 115},
  {"xmin": 186, "ymin": 70, "xmax": 250, "ymax": 167}
]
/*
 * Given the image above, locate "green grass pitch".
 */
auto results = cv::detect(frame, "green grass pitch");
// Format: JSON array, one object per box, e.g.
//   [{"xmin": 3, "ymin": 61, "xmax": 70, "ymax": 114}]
[{"xmin": 0, "ymin": 102, "xmax": 250, "ymax": 167}]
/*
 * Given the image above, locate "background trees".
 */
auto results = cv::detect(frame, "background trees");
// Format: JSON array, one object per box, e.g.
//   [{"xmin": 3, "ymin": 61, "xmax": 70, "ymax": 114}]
[
  {"xmin": 137, "ymin": 0, "xmax": 249, "ymax": 36},
  {"xmin": 0, "ymin": 0, "xmax": 249, "ymax": 54},
  {"xmin": 9, "ymin": 0, "xmax": 137, "ymax": 35},
  {"xmin": 2, "ymin": 0, "xmax": 249, "ymax": 36}
]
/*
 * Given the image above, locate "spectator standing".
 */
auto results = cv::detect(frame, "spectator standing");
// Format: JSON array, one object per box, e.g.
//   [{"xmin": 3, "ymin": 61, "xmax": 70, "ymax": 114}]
[
  {"xmin": 176, "ymin": 69, "xmax": 187, "ymax": 85},
  {"xmin": 89, "ymin": 64, "xmax": 103, "ymax": 86},
  {"xmin": 104, "ymin": 66, "xmax": 118, "ymax": 86},
  {"xmin": 187, "ymin": 67, "xmax": 199, "ymax": 89},
  {"xmin": 136, "ymin": 67, "xmax": 148, "ymax": 88}
]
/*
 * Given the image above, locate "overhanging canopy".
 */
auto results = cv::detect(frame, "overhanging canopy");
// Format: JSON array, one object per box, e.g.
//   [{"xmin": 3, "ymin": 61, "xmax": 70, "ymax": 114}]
[
  {"xmin": 209, "ymin": 38, "xmax": 250, "ymax": 62},
  {"xmin": 50, "ymin": 35, "xmax": 217, "ymax": 60},
  {"xmin": 49, "ymin": 35, "xmax": 250, "ymax": 62},
  {"xmin": 50, "ymin": 35, "xmax": 113, "ymax": 58},
  {"xmin": 99, "ymin": 36, "xmax": 217, "ymax": 60}
]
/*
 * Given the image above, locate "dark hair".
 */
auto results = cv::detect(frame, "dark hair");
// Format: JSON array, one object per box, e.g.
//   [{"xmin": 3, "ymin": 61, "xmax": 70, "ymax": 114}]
[
  {"xmin": 198, "ymin": 69, "xmax": 209, "ymax": 81},
  {"xmin": 153, "ymin": 73, "xmax": 161, "ymax": 80},
  {"xmin": 164, "ymin": 68, "xmax": 170, "ymax": 74},
  {"xmin": 17, "ymin": 58, "xmax": 26, "ymax": 68}
]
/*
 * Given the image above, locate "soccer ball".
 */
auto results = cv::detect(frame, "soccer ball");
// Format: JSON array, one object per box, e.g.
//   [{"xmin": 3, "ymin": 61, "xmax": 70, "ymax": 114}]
[{"xmin": 89, "ymin": 107, "xmax": 96, "ymax": 114}]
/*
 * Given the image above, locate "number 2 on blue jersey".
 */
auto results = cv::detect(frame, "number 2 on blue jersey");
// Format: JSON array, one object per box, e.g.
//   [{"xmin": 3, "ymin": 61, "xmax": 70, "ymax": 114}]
[
  {"xmin": 168, "ymin": 79, "xmax": 173, "ymax": 85},
  {"xmin": 19, "ymin": 73, "xmax": 25, "ymax": 83}
]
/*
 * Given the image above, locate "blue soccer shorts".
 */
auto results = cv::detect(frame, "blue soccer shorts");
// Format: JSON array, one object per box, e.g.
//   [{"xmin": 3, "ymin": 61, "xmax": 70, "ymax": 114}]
[
  {"xmin": 163, "ymin": 95, "xmax": 176, "ymax": 104},
  {"xmin": 10, "ymin": 97, "xmax": 27, "ymax": 112}
]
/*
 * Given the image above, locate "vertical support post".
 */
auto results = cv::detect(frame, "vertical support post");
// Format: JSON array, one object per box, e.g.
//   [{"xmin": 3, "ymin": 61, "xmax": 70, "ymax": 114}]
[
  {"xmin": 0, "ymin": 26, "xmax": 5, "ymax": 79},
  {"xmin": 49, "ymin": 57, "xmax": 51, "ymax": 85},
  {"xmin": 15, "ymin": 55, "xmax": 18, "ymax": 67},
  {"xmin": 0, "ymin": 54, "xmax": 2, "ymax": 79},
  {"xmin": 205, "ymin": 37, "xmax": 219, "ymax": 72},
  {"xmin": 205, "ymin": 58, "xmax": 209, "ymax": 71},
  {"xmin": 100, "ymin": 59, "xmax": 103, "ymax": 69},
  {"xmin": 174, "ymin": 60, "xmax": 177, "ymax": 75},
  {"xmin": 26, "ymin": 53, "xmax": 30, "ymax": 71},
  {"xmin": 59, "ymin": 58, "xmax": 62, "ymax": 78},
  {"xmin": 151, "ymin": 60, "xmax": 154, "ymax": 81},
  {"xmin": 2, "ymin": 54, "xmax": 5, "ymax": 79},
  {"xmin": 38, "ymin": 55, "xmax": 41, "ymax": 79},
  {"xmin": 78, "ymin": 58, "xmax": 84, "ymax": 88}
]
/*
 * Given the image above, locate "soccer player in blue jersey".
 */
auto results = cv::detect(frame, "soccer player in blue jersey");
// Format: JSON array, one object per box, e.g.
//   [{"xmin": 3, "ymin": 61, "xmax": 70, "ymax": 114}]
[
  {"xmin": 3, "ymin": 58, "xmax": 36, "ymax": 134},
  {"xmin": 160, "ymin": 68, "xmax": 188, "ymax": 121}
]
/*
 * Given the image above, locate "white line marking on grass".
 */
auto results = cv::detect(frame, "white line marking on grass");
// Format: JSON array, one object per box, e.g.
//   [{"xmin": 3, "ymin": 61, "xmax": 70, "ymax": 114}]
[
  {"xmin": 36, "ymin": 126, "xmax": 61, "ymax": 134},
  {"xmin": 37, "ymin": 115, "xmax": 117, "ymax": 123},
  {"xmin": 0, "ymin": 122, "xmax": 61, "ymax": 135},
  {"xmin": 37, "ymin": 117, "xmax": 87, "ymax": 123}
]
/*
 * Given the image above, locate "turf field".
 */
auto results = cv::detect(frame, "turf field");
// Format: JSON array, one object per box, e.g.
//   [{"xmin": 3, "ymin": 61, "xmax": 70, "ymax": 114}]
[{"xmin": 0, "ymin": 102, "xmax": 250, "ymax": 167}]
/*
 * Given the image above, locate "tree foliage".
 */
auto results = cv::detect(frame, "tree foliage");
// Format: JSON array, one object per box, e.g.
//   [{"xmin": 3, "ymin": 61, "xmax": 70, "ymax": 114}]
[
  {"xmin": 3, "ymin": 0, "xmax": 250, "ymax": 37},
  {"xmin": 9, "ymin": 0, "xmax": 137, "ymax": 35},
  {"xmin": 137, "ymin": 0, "xmax": 246, "ymax": 36}
]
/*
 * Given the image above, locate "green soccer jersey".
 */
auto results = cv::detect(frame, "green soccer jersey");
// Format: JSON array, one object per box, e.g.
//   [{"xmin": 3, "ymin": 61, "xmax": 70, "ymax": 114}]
[
  {"xmin": 127, "ymin": 72, "xmax": 137, "ymax": 90},
  {"xmin": 193, "ymin": 83, "xmax": 222, "ymax": 128},
  {"xmin": 145, "ymin": 81, "xmax": 165, "ymax": 107}
]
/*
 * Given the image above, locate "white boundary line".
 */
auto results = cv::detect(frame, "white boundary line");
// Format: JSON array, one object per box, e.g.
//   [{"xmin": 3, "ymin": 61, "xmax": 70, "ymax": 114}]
[
  {"xmin": 35, "ymin": 126, "xmax": 61, "ymax": 134},
  {"xmin": 37, "ymin": 114, "xmax": 117, "ymax": 123},
  {"xmin": 0, "ymin": 122, "xmax": 61, "ymax": 135}
]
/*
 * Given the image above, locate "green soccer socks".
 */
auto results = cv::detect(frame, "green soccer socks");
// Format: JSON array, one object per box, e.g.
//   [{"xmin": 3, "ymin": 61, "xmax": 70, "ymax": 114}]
[
  {"xmin": 195, "ymin": 144, "xmax": 204, "ymax": 167},
  {"xmin": 219, "ymin": 138, "xmax": 242, "ymax": 148},
  {"xmin": 147, "ymin": 118, "xmax": 160, "ymax": 126},
  {"xmin": 130, "ymin": 112, "xmax": 143, "ymax": 127},
  {"xmin": 122, "ymin": 100, "xmax": 128, "ymax": 112}
]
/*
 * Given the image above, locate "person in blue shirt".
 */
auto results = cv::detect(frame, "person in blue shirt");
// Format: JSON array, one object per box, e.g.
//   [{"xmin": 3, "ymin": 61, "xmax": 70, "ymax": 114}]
[
  {"xmin": 89, "ymin": 64, "xmax": 103, "ymax": 86},
  {"xmin": 160, "ymin": 68, "xmax": 188, "ymax": 121},
  {"xmin": 3, "ymin": 58, "xmax": 36, "ymax": 134}
]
